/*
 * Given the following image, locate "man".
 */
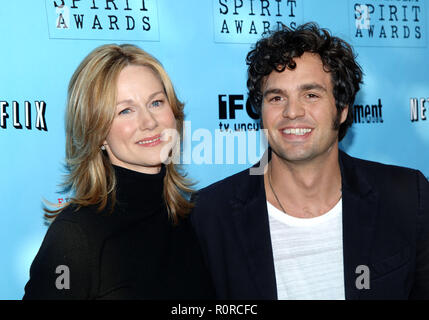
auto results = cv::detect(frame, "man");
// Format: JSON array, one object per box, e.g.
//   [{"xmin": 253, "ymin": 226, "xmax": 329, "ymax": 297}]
[{"xmin": 191, "ymin": 23, "xmax": 429, "ymax": 300}]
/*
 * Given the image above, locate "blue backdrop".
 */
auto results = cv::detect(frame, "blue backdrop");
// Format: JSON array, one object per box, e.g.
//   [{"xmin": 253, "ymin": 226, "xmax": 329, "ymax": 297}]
[{"xmin": 0, "ymin": 0, "xmax": 428, "ymax": 299}]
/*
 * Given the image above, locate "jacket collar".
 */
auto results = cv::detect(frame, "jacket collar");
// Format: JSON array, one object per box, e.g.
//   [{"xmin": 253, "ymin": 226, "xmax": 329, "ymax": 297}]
[
  {"xmin": 232, "ymin": 149, "xmax": 374, "ymax": 201},
  {"xmin": 339, "ymin": 150, "xmax": 373, "ymax": 197},
  {"xmin": 339, "ymin": 150, "xmax": 379, "ymax": 300},
  {"xmin": 229, "ymin": 149, "xmax": 379, "ymax": 300},
  {"xmin": 229, "ymin": 151, "xmax": 278, "ymax": 299}
]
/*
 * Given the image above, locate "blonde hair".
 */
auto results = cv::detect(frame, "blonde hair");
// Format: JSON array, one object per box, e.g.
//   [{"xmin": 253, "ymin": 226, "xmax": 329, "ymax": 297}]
[{"xmin": 45, "ymin": 44, "xmax": 193, "ymax": 224}]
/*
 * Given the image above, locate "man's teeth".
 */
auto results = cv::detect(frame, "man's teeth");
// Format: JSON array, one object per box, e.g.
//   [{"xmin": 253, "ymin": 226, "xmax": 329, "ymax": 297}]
[
  {"xmin": 283, "ymin": 128, "xmax": 312, "ymax": 135},
  {"xmin": 138, "ymin": 137, "xmax": 161, "ymax": 144}
]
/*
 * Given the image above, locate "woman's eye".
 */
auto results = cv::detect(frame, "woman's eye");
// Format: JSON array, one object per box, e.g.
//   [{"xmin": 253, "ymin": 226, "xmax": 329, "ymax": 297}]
[
  {"xmin": 151, "ymin": 100, "xmax": 163, "ymax": 108},
  {"xmin": 119, "ymin": 108, "xmax": 131, "ymax": 115}
]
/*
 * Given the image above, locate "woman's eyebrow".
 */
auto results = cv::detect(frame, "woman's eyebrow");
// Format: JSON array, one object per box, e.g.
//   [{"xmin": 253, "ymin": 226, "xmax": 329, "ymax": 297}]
[{"xmin": 116, "ymin": 91, "xmax": 165, "ymax": 106}]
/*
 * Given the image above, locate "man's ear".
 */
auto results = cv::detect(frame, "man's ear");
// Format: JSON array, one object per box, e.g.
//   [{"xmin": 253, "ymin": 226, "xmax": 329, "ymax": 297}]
[{"xmin": 340, "ymin": 105, "xmax": 349, "ymax": 124}]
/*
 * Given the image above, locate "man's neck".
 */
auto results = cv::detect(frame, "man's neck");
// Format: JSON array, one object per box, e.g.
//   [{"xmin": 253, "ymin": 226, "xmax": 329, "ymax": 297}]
[{"xmin": 265, "ymin": 146, "xmax": 342, "ymax": 218}]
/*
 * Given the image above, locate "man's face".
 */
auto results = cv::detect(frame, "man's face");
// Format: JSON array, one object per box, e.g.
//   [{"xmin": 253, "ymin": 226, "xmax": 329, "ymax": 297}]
[{"xmin": 261, "ymin": 52, "xmax": 347, "ymax": 164}]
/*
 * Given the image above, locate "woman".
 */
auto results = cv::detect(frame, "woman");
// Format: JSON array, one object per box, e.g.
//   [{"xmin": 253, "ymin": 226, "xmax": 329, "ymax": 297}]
[{"xmin": 23, "ymin": 44, "xmax": 214, "ymax": 299}]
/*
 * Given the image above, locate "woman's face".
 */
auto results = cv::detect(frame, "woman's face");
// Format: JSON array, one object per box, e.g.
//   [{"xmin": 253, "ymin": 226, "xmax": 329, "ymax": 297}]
[{"xmin": 104, "ymin": 65, "xmax": 177, "ymax": 174}]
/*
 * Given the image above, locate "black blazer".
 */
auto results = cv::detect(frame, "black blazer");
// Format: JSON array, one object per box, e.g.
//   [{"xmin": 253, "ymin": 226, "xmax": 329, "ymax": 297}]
[{"xmin": 191, "ymin": 151, "xmax": 429, "ymax": 299}]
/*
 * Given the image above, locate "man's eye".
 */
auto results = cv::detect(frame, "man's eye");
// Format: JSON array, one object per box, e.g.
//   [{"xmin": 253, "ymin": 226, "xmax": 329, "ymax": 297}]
[
  {"xmin": 270, "ymin": 96, "xmax": 283, "ymax": 103},
  {"xmin": 307, "ymin": 93, "xmax": 319, "ymax": 99}
]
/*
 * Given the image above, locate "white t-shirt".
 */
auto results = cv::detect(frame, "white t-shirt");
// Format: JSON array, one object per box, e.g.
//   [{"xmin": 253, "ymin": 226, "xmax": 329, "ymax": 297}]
[{"xmin": 267, "ymin": 199, "xmax": 345, "ymax": 300}]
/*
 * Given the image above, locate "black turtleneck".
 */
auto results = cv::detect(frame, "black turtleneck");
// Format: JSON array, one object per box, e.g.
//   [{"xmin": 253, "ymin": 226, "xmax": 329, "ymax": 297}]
[
  {"xmin": 23, "ymin": 165, "xmax": 215, "ymax": 300},
  {"xmin": 114, "ymin": 164, "xmax": 166, "ymax": 216}
]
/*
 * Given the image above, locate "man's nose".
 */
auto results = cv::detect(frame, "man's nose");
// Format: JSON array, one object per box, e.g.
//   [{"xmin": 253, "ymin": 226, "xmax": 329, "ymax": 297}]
[{"xmin": 282, "ymin": 97, "xmax": 305, "ymax": 119}]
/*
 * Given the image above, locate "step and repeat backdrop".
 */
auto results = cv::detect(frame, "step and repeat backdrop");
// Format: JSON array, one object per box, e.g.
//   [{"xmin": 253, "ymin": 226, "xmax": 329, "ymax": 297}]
[{"xmin": 0, "ymin": 0, "xmax": 428, "ymax": 299}]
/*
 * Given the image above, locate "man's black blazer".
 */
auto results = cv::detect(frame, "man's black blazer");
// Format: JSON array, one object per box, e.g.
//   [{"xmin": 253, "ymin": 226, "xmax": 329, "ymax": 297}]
[{"xmin": 191, "ymin": 150, "xmax": 429, "ymax": 299}]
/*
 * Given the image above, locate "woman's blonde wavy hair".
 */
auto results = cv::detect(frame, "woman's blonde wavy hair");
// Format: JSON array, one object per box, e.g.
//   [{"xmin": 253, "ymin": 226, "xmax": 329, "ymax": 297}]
[{"xmin": 45, "ymin": 44, "xmax": 193, "ymax": 224}]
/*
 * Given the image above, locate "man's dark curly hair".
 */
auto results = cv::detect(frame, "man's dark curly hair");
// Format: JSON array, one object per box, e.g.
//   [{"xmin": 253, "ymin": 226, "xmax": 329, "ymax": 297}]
[{"xmin": 246, "ymin": 22, "xmax": 363, "ymax": 141}]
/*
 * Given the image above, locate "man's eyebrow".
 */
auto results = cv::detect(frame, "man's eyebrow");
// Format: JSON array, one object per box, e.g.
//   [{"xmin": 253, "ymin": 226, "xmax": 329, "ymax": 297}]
[
  {"xmin": 262, "ymin": 83, "xmax": 327, "ymax": 98},
  {"xmin": 262, "ymin": 88, "xmax": 286, "ymax": 98},
  {"xmin": 299, "ymin": 83, "xmax": 327, "ymax": 92}
]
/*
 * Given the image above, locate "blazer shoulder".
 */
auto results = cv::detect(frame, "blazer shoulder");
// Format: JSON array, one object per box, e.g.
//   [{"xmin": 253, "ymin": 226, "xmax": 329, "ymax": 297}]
[
  {"xmin": 191, "ymin": 166, "xmax": 265, "ymax": 227},
  {"xmin": 344, "ymin": 152, "xmax": 421, "ymax": 180},
  {"xmin": 197, "ymin": 167, "xmax": 255, "ymax": 199},
  {"xmin": 192, "ymin": 167, "xmax": 256, "ymax": 219},
  {"xmin": 343, "ymin": 152, "xmax": 427, "ymax": 199},
  {"xmin": 361, "ymin": 157, "xmax": 421, "ymax": 179}
]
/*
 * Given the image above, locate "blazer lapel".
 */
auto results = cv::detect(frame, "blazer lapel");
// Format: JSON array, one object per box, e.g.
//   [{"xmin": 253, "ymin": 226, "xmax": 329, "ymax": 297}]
[
  {"xmin": 225, "ymin": 151, "xmax": 379, "ymax": 300},
  {"xmin": 230, "ymin": 166, "xmax": 278, "ymax": 300},
  {"xmin": 340, "ymin": 151, "xmax": 379, "ymax": 300}
]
